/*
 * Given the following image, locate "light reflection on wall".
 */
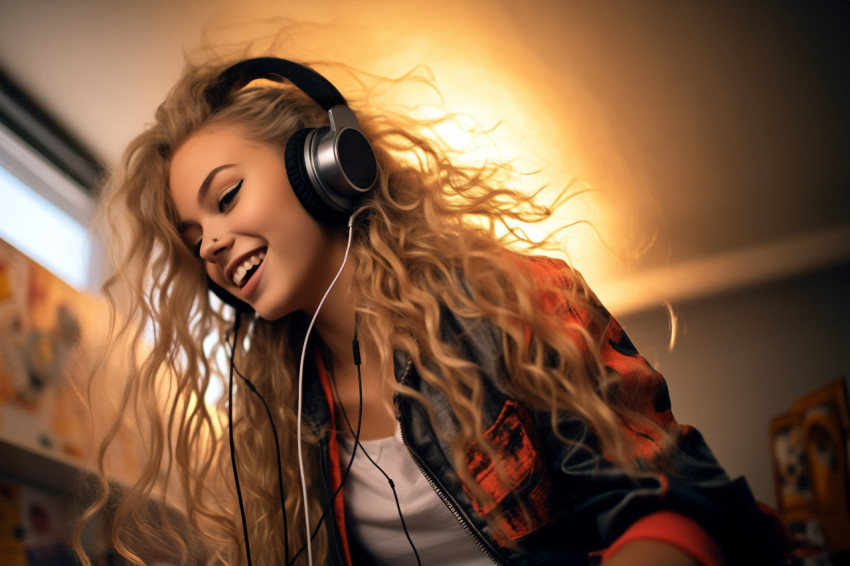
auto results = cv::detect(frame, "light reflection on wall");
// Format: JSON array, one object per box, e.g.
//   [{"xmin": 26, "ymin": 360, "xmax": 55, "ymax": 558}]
[
  {"xmin": 398, "ymin": 68, "xmax": 627, "ymax": 292},
  {"xmin": 386, "ymin": 59, "xmax": 626, "ymax": 288}
]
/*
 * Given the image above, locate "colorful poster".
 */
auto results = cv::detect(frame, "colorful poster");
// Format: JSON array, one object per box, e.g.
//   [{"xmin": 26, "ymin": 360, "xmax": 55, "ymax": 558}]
[{"xmin": 0, "ymin": 238, "xmax": 90, "ymax": 464}]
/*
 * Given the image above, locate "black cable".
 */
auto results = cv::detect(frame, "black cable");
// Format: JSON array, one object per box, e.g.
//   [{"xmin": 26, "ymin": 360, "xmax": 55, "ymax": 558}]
[
  {"xmin": 227, "ymin": 310, "xmax": 413, "ymax": 566},
  {"xmin": 227, "ymin": 313, "xmax": 360, "ymax": 566},
  {"xmin": 227, "ymin": 311, "xmax": 252, "ymax": 565},
  {"xmin": 326, "ymin": 326, "xmax": 422, "ymax": 566},
  {"xmin": 230, "ymin": 363, "xmax": 291, "ymax": 564}
]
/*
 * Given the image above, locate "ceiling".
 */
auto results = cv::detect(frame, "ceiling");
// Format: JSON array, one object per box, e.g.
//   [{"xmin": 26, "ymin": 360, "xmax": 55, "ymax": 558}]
[{"xmin": 1, "ymin": 0, "xmax": 848, "ymax": 314}]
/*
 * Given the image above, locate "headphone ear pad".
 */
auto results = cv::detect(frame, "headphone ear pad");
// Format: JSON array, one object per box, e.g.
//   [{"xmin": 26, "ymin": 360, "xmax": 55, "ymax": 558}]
[{"xmin": 284, "ymin": 128, "xmax": 349, "ymax": 226}]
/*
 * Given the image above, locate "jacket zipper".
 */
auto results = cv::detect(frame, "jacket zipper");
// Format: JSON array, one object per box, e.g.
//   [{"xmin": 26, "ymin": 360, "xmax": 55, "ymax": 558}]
[
  {"xmin": 393, "ymin": 356, "xmax": 507, "ymax": 565},
  {"xmin": 395, "ymin": 414, "xmax": 506, "ymax": 565}
]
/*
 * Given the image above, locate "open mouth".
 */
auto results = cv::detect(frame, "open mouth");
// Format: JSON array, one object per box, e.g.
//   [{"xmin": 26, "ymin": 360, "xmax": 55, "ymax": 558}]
[{"xmin": 232, "ymin": 250, "xmax": 266, "ymax": 287}]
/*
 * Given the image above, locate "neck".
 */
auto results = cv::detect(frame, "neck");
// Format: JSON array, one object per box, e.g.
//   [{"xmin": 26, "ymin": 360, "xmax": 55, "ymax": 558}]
[
  {"xmin": 312, "ymin": 259, "xmax": 359, "ymax": 370},
  {"xmin": 310, "ymin": 264, "xmax": 395, "ymax": 439}
]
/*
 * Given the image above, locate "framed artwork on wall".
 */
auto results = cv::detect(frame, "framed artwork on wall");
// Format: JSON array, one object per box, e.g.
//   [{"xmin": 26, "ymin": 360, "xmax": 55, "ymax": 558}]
[{"xmin": 770, "ymin": 378, "xmax": 850, "ymax": 561}]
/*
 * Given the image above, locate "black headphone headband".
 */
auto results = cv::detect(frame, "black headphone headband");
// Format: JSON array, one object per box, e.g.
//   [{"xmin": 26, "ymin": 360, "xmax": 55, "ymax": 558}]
[
  {"xmin": 201, "ymin": 57, "xmax": 377, "ymax": 313},
  {"xmin": 206, "ymin": 57, "xmax": 346, "ymax": 111}
]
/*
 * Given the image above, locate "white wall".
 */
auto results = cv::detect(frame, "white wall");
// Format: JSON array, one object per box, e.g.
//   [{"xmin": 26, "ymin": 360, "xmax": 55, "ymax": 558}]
[{"xmin": 617, "ymin": 261, "xmax": 850, "ymax": 506}]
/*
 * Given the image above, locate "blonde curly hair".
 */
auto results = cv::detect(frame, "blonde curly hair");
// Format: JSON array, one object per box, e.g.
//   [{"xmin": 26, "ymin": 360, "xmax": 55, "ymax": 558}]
[{"xmin": 75, "ymin": 55, "xmax": 670, "ymax": 565}]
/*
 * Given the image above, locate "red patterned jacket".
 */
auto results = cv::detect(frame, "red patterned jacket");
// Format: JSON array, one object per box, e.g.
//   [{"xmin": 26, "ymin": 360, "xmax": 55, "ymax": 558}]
[{"xmin": 301, "ymin": 256, "xmax": 785, "ymax": 565}]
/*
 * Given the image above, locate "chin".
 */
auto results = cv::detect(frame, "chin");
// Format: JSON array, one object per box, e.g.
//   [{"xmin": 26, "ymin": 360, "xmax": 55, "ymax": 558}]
[
  {"xmin": 252, "ymin": 301, "xmax": 298, "ymax": 322},
  {"xmin": 254, "ymin": 308, "xmax": 287, "ymax": 322}
]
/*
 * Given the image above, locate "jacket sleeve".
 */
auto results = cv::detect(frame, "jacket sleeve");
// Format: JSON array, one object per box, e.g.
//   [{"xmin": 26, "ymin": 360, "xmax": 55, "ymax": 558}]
[
  {"xmin": 525, "ymin": 256, "xmax": 786, "ymax": 565},
  {"xmin": 601, "ymin": 511, "xmax": 724, "ymax": 565}
]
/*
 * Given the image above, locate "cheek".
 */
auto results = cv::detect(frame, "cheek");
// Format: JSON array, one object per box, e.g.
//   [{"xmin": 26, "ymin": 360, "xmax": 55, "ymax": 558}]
[
  {"xmin": 206, "ymin": 262, "xmax": 228, "ymax": 289},
  {"xmin": 258, "ymin": 192, "xmax": 323, "ymax": 243},
  {"xmin": 244, "ymin": 181, "xmax": 303, "ymax": 228}
]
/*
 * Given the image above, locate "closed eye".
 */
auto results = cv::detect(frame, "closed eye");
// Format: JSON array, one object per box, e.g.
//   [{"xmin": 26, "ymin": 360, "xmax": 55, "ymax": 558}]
[{"xmin": 217, "ymin": 179, "xmax": 243, "ymax": 213}]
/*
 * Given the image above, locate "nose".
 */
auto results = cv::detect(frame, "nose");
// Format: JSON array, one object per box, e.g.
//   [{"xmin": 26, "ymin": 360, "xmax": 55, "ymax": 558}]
[{"xmin": 199, "ymin": 233, "xmax": 231, "ymax": 262}]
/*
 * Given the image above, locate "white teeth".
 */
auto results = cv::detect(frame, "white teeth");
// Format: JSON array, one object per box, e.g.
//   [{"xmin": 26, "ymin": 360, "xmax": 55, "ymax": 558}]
[
  {"xmin": 231, "ymin": 252, "xmax": 266, "ymax": 287},
  {"xmin": 233, "ymin": 266, "xmax": 246, "ymax": 286}
]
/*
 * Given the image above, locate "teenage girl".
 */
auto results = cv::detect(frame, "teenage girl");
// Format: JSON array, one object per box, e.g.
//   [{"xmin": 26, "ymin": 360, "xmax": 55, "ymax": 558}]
[{"xmin": 78, "ymin": 57, "xmax": 785, "ymax": 565}]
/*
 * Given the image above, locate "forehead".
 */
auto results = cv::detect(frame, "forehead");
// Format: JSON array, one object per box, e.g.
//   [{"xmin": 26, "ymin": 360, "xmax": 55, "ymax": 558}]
[{"xmin": 170, "ymin": 126, "xmax": 248, "ymax": 186}]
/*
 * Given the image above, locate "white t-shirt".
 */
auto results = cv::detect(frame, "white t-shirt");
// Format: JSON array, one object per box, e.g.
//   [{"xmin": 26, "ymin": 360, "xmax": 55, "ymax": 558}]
[{"xmin": 337, "ymin": 424, "xmax": 495, "ymax": 565}]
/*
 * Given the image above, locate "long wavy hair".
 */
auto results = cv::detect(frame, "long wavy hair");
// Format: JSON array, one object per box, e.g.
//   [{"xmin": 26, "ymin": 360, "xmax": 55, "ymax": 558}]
[{"xmin": 75, "ymin": 55, "xmax": 672, "ymax": 565}]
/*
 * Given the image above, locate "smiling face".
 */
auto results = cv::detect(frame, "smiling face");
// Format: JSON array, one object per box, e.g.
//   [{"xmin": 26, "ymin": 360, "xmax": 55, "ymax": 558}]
[{"xmin": 169, "ymin": 124, "xmax": 348, "ymax": 320}]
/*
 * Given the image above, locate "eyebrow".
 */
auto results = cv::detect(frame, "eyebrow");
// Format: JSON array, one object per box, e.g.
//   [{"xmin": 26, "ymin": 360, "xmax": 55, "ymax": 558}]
[
  {"xmin": 197, "ymin": 163, "xmax": 237, "ymax": 203},
  {"xmin": 176, "ymin": 163, "xmax": 237, "ymax": 234}
]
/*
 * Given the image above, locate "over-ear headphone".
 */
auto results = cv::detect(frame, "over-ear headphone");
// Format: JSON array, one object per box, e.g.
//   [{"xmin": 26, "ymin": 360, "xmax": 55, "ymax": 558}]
[{"xmin": 202, "ymin": 57, "xmax": 378, "ymax": 312}]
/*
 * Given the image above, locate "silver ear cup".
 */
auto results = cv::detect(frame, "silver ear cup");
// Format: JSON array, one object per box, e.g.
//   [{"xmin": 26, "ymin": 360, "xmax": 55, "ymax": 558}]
[
  {"xmin": 303, "ymin": 105, "xmax": 378, "ymax": 214},
  {"xmin": 304, "ymin": 129, "xmax": 377, "ymax": 212}
]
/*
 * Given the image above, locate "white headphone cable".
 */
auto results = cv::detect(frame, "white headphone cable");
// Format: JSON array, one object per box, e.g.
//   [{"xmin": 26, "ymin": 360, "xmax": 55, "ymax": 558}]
[{"xmin": 296, "ymin": 216, "xmax": 354, "ymax": 566}]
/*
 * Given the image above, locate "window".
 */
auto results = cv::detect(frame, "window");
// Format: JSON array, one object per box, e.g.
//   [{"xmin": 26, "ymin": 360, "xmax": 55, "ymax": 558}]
[
  {"xmin": 0, "ymin": 73, "xmax": 101, "ymax": 291},
  {"xmin": 0, "ymin": 167, "xmax": 93, "ymax": 290}
]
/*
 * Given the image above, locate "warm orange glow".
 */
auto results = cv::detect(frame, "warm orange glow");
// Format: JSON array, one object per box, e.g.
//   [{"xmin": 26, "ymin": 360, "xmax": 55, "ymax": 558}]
[{"xmin": 402, "ymin": 62, "xmax": 623, "ymax": 286}]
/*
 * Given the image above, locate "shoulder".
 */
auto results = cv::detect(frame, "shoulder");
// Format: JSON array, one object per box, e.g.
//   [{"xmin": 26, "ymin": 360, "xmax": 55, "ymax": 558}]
[
  {"xmin": 507, "ymin": 253, "xmax": 573, "ymax": 284},
  {"xmin": 507, "ymin": 254, "xmax": 588, "ymax": 303}
]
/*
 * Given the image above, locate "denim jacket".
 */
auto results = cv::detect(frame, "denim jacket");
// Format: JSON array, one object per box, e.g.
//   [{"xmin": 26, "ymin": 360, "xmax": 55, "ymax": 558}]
[{"xmin": 302, "ymin": 257, "xmax": 785, "ymax": 565}]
